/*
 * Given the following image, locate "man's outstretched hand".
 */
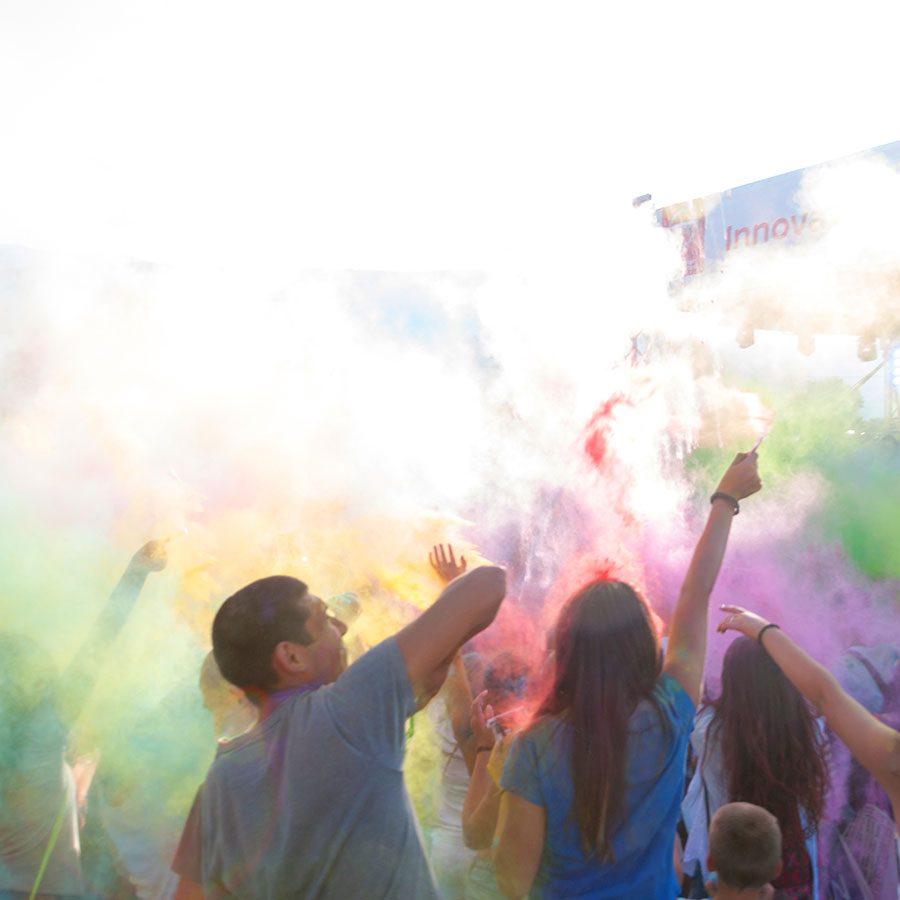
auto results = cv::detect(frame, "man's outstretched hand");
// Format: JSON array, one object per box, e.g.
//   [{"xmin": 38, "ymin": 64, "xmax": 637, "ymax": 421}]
[
  {"xmin": 429, "ymin": 544, "xmax": 467, "ymax": 584},
  {"xmin": 129, "ymin": 540, "xmax": 168, "ymax": 574}
]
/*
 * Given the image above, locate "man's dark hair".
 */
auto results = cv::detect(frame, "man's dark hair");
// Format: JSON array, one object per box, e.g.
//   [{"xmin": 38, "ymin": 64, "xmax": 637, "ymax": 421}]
[
  {"xmin": 709, "ymin": 802, "xmax": 782, "ymax": 890},
  {"xmin": 212, "ymin": 576, "xmax": 312, "ymax": 694}
]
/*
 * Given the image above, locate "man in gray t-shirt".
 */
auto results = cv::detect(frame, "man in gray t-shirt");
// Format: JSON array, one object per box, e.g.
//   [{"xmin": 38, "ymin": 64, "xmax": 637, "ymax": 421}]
[{"xmin": 173, "ymin": 547, "xmax": 506, "ymax": 900}]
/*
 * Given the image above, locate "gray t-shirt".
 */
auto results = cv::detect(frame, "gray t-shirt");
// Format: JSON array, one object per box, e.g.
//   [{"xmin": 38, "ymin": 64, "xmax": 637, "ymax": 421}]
[{"xmin": 178, "ymin": 637, "xmax": 438, "ymax": 899}]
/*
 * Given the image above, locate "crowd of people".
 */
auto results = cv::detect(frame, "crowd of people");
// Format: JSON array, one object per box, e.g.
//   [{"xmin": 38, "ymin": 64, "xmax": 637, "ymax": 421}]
[{"xmin": 1, "ymin": 450, "xmax": 899, "ymax": 899}]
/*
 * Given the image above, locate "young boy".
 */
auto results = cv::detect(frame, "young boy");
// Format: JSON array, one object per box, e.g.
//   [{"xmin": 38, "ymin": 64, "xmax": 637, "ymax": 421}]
[{"xmin": 704, "ymin": 802, "xmax": 783, "ymax": 900}]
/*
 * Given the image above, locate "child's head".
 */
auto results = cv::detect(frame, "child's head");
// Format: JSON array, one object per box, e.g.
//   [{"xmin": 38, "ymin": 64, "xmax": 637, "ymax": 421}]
[{"xmin": 708, "ymin": 802, "xmax": 782, "ymax": 892}]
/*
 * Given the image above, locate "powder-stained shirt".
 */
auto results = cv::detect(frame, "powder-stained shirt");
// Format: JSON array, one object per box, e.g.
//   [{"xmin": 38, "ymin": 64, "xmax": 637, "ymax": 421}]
[
  {"xmin": 0, "ymin": 699, "xmax": 83, "ymax": 896},
  {"xmin": 175, "ymin": 637, "xmax": 438, "ymax": 900},
  {"xmin": 501, "ymin": 673, "xmax": 695, "ymax": 900}
]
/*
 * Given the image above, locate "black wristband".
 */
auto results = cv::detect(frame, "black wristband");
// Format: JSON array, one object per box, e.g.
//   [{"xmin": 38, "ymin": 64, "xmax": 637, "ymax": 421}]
[
  {"xmin": 757, "ymin": 623, "xmax": 780, "ymax": 647},
  {"xmin": 475, "ymin": 745, "xmax": 493, "ymax": 755},
  {"xmin": 710, "ymin": 491, "xmax": 739, "ymax": 515}
]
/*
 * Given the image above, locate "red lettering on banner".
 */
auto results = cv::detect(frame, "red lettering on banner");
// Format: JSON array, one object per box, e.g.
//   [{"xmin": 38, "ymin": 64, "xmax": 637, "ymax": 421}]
[
  {"xmin": 724, "ymin": 209, "xmax": 826, "ymax": 251},
  {"xmin": 733, "ymin": 226, "xmax": 751, "ymax": 248}
]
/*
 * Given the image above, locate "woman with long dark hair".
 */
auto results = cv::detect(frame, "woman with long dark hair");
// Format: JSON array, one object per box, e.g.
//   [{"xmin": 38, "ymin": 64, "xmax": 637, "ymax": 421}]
[
  {"xmin": 717, "ymin": 605, "xmax": 900, "ymax": 898},
  {"xmin": 682, "ymin": 637, "xmax": 829, "ymax": 899},
  {"xmin": 493, "ymin": 451, "xmax": 762, "ymax": 899}
]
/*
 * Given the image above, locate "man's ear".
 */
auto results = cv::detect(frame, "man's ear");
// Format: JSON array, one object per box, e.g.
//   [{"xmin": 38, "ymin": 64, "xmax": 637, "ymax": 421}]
[
  {"xmin": 771, "ymin": 858, "xmax": 783, "ymax": 880},
  {"xmin": 272, "ymin": 641, "xmax": 309, "ymax": 680}
]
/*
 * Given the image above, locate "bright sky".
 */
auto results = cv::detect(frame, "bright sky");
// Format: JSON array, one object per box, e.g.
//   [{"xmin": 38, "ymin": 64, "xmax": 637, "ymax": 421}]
[{"xmin": 1, "ymin": 0, "xmax": 898, "ymax": 273}]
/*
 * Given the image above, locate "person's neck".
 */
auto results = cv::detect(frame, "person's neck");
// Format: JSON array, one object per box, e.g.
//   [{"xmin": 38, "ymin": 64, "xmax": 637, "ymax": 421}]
[{"xmin": 258, "ymin": 680, "xmax": 322, "ymax": 721}]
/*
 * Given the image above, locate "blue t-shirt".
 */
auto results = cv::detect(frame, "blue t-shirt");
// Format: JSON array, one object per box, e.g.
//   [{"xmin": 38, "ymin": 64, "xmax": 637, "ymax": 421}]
[
  {"xmin": 187, "ymin": 637, "xmax": 438, "ymax": 900},
  {"xmin": 501, "ymin": 673, "xmax": 695, "ymax": 899}
]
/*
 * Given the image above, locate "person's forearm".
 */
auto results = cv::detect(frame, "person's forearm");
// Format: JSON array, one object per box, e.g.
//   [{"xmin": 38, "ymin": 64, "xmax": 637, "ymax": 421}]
[
  {"xmin": 447, "ymin": 656, "xmax": 477, "ymax": 771},
  {"xmin": 397, "ymin": 566, "xmax": 506, "ymax": 695},
  {"xmin": 462, "ymin": 754, "xmax": 500, "ymax": 849},
  {"xmin": 679, "ymin": 501, "xmax": 734, "ymax": 607},
  {"xmin": 447, "ymin": 654, "xmax": 475, "ymax": 727},
  {"xmin": 759, "ymin": 627, "xmax": 836, "ymax": 712},
  {"xmin": 761, "ymin": 624, "xmax": 900, "ymax": 796},
  {"xmin": 666, "ymin": 503, "xmax": 733, "ymax": 660},
  {"xmin": 89, "ymin": 566, "xmax": 149, "ymax": 641},
  {"xmin": 668, "ymin": 450, "xmax": 761, "ymax": 689},
  {"xmin": 58, "ymin": 564, "xmax": 150, "ymax": 719},
  {"xmin": 664, "ymin": 501, "xmax": 736, "ymax": 703}
]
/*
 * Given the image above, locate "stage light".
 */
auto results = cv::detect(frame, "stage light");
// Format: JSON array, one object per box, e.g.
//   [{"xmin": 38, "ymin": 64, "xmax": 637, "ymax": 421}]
[
  {"xmin": 736, "ymin": 323, "xmax": 755, "ymax": 349},
  {"xmin": 797, "ymin": 332, "xmax": 815, "ymax": 356},
  {"xmin": 857, "ymin": 334, "xmax": 878, "ymax": 362}
]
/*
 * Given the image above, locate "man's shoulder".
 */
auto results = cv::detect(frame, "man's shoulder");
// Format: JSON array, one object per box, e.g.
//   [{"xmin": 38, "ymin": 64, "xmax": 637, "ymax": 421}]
[
  {"xmin": 319, "ymin": 637, "xmax": 416, "ymax": 761},
  {"xmin": 323, "ymin": 637, "xmax": 408, "ymax": 699},
  {"xmin": 337, "ymin": 636, "xmax": 402, "ymax": 676}
]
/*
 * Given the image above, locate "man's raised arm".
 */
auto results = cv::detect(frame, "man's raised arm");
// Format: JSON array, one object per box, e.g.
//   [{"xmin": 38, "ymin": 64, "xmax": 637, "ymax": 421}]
[{"xmin": 395, "ymin": 559, "xmax": 505, "ymax": 708}]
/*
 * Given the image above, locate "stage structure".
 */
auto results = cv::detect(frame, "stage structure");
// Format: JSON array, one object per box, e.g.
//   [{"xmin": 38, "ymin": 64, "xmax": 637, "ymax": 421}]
[{"xmin": 655, "ymin": 142, "xmax": 900, "ymax": 428}]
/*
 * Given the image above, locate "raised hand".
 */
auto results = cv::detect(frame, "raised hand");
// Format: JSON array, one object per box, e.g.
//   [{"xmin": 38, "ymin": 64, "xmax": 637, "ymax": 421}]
[
  {"xmin": 429, "ymin": 543, "xmax": 467, "ymax": 584},
  {"xmin": 470, "ymin": 690, "xmax": 496, "ymax": 750},
  {"xmin": 715, "ymin": 451, "xmax": 762, "ymax": 501},
  {"xmin": 716, "ymin": 604, "xmax": 769, "ymax": 640},
  {"xmin": 129, "ymin": 540, "xmax": 168, "ymax": 574}
]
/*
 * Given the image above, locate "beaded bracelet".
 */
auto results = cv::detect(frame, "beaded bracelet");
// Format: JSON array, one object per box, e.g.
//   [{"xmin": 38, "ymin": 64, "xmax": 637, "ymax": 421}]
[
  {"xmin": 710, "ymin": 491, "xmax": 740, "ymax": 515},
  {"xmin": 757, "ymin": 623, "xmax": 780, "ymax": 647}
]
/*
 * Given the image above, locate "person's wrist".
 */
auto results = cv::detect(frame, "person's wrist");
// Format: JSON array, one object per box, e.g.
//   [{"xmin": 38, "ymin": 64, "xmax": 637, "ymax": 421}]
[
  {"xmin": 710, "ymin": 491, "xmax": 739, "ymax": 515},
  {"xmin": 757, "ymin": 622, "xmax": 779, "ymax": 646}
]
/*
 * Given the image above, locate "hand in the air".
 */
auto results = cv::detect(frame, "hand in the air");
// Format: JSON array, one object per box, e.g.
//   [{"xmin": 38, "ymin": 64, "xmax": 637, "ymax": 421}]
[
  {"xmin": 429, "ymin": 544, "xmax": 467, "ymax": 584},
  {"xmin": 716, "ymin": 604, "xmax": 770, "ymax": 640},
  {"xmin": 715, "ymin": 451, "xmax": 762, "ymax": 501},
  {"xmin": 130, "ymin": 541, "xmax": 168, "ymax": 574}
]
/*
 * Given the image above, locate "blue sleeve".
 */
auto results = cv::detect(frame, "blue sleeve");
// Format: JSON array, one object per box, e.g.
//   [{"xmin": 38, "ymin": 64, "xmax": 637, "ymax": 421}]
[
  {"xmin": 657, "ymin": 673, "xmax": 697, "ymax": 735},
  {"xmin": 500, "ymin": 733, "xmax": 544, "ymax": 807},
  {"xmin": 320, "ymin": 637, "xmax": 416, "ymax": 766}
]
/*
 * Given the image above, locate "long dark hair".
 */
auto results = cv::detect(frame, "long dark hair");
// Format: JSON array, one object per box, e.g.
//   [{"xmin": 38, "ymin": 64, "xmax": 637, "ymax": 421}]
[
  {"xmin": 708, "ymin": 636, "xmax": 828, "ymax": 840},
  {"xmin": 534, "ymin": 580, "xmax": 662, "ymax": 860}
]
